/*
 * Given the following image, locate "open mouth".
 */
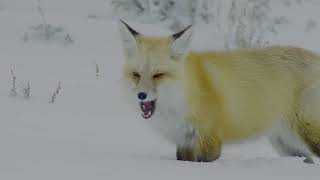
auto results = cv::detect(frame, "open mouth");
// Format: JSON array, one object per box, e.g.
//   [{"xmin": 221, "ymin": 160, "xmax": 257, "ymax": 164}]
[{"xmin": 139, "ymin": 100, "xmax": 156, "ymax": 119}]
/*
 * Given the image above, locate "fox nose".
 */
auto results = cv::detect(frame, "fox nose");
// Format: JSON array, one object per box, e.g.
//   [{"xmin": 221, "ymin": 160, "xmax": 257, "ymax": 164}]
[{"xmin": 137, "ymin": 92, "xmax": 147, "ymax": 100}]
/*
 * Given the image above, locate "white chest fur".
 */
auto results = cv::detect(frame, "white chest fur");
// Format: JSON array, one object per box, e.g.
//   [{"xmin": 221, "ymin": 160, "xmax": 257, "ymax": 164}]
[{"xmin": 145, "ymin": 84, "xmax": 196, "ymax": 147}]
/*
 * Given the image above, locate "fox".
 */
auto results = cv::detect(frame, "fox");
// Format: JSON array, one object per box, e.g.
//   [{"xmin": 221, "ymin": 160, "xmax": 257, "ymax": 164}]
[{"xmin": 118, "ymin": 20, "xmax": 320, "ymax": 163}]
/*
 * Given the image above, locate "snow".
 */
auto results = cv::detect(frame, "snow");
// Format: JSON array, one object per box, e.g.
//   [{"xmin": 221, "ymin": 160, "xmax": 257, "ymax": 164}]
[{"xmin": 0, "ymin": 0, "xmax": 319, "ymax": 179}]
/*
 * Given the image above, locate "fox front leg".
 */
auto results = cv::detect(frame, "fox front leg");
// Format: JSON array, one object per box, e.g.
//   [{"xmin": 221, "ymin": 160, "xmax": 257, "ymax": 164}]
[
  {"xmin": 176, "ymin": 133, "xmax": 222, "ymax": 162},
  {"xmin": 176, "ymin": 147, "xmax": 195, "ymax": 161},
  {"xmin": 194, "ymin": 135, "xmax": 222, "ymax": 162},
  {"xmin": 176, "ymin": 129, "xmax": 197, "ymax": 161}
]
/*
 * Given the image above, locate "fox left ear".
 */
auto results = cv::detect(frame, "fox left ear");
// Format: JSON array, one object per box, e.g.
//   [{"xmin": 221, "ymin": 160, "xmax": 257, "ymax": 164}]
[
  {"xmin": 118, "ymin": 20, "xmax": 141, "ymax": 57},
  {"xmin": 171, "ymin": 25, "xmax": 193, "ymax": 60}
]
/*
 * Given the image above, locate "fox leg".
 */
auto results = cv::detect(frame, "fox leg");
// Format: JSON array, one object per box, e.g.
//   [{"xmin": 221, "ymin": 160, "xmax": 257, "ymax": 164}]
[
  {"xmin": 194, "ymin": 135, "xmax": 222, "ymax": 162},
  {"xmin": 269, "ymin": 135, "xmax": 314, "ymax": 163},
  {"xmin": 268, "ymin": 121, "xmax": 314, "ymax": 163},
  {"xmin": 296, "ymin": 86, "xmax": 320, "ymax": 160},
  {"xmin": 299, "ymin": 122, "xmax": 320, "ymax": 159},
  {"xmin": 176, "ymin": 147, "xmax": 194, "ymax": 161},
  {"xmin": 176, "ymin": 132, "xmax": 221, "ymax": 162},
  {"xmin": 176, "ymin": 126, "xmax": 197, "ymax": 161},
  {"xmin": 298, "ymin": 85, "xmax": 320, "ymax": 159}
]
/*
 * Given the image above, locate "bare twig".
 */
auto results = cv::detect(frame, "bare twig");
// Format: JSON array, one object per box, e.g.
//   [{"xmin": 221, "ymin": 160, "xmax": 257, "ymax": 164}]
[
  {"xmin": 9, "ymin": 69, "xmax": 17, "ymax": 97},
  {"xmin": 132, "ymin": 0, "xmax": 145, "ymax": 12},
  {"xmin": 95, "ymin": 63, "xmax": 100, "ymax": 78},
  {"xmin": 49, "ymin": 81, "xmax": 61, "ymax": 103},
  {"xmin": 36, "ymin": 0, "xmax": 50, "ymax": 39},
  {"xmin": 37, "ymin": 0, "xmax": 48, "ymax": 27},
  {"xmin": 22, "ymin": 82, "xmax": 31, "ymax": 99}
]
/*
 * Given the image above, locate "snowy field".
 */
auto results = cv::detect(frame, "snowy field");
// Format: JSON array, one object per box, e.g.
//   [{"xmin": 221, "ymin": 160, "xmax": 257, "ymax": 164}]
[{"xmin": 0, "ymin": 0, "xmax": 319, "ymax": 179}]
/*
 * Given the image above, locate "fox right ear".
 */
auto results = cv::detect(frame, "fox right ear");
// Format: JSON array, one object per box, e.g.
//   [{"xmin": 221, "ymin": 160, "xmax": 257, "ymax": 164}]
[
  {"xmin": 118, "ymin": 20, "xmax": 141, "ymax": 57},
  {"xmin": 171, "ymin": 25, "xmax": 193, "ymax": 60}
]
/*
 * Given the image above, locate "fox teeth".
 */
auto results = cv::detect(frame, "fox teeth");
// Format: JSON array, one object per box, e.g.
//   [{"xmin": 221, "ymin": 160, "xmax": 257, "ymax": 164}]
[{"xmin": 143, "ymin": 110, "xmax": 152, "ymax": 118}]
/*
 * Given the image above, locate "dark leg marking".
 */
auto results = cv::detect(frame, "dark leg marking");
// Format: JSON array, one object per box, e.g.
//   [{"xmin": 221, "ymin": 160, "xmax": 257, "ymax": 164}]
[{"xmin": 176, "ymin": 147, "xmax": 194, "ymax": 161}]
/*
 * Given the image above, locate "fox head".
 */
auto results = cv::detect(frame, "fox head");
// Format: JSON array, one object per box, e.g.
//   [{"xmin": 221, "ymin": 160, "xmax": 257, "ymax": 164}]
[{"xmin": 119, "ymin": 21, "xmax": 192, "ymax": 119}]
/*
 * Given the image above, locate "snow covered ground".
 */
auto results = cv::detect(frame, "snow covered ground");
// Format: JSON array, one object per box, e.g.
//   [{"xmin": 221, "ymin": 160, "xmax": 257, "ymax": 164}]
[{"xmin": 0, "ymin": 0, "xmax": 319, "ymax": 179}]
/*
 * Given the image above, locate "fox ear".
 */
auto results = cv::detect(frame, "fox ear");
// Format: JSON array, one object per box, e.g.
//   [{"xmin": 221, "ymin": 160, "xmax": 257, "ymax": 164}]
[
  {"xmin": 119, "ymin": 20, "xmax": 140, "ymax": 56},
  {"xmin": 171, "ymin": 25, "xmax": 193, "ymax": 60}
]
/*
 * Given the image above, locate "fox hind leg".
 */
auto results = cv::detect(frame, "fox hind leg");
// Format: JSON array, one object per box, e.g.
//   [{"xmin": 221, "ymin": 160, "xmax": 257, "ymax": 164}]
[
  {"xmin": 268, "ymin": 120, "xmax": 314, "ymax": 163},
  {"xmin": 298, "ymin": 84, "xmax": 320, "ymax": 159},
  {"xmin": 269, "ymin": 134, "xmax": 314, "ymax": 163},
  {"xmin": 298, "ymin": 121, "xmax": 320, "ymax": 159}
]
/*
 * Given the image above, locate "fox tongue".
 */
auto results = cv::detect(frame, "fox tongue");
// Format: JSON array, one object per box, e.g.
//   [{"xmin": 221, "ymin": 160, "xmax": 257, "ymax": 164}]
[
  {"xmin": 139, "ymin": 100, "xmax": 156, "ymax": 119},
  {"xmin": 142, "ymin": 101, "xmax": 153, "ymax": 114}
]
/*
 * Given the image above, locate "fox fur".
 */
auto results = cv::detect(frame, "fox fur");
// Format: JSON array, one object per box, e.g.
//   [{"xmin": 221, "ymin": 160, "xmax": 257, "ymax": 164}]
[{"xmin": 119, "ymin": 21, "xmax": 320, "ymax": 163}]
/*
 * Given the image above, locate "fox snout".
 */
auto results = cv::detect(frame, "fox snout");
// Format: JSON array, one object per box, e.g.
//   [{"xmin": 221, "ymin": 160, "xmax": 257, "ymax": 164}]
[{"xmin": 137, "ymin": 91, "xmax": 157, "ymax": 119}]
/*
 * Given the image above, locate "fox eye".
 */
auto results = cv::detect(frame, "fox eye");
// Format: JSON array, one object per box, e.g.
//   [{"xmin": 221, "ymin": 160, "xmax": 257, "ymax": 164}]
[
  {"xmin": 153, "ymin": 73, "xmax": 165, "ymax": 79},
  {"xmin": 132, "ymin": 72, "xmax": 140, "ymax": 79}
]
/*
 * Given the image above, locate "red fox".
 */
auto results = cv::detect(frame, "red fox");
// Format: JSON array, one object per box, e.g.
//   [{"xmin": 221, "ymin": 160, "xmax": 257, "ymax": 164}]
[{"xmin": 119, "ymin": 21, "xmax": 320, "ymax": 163}]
